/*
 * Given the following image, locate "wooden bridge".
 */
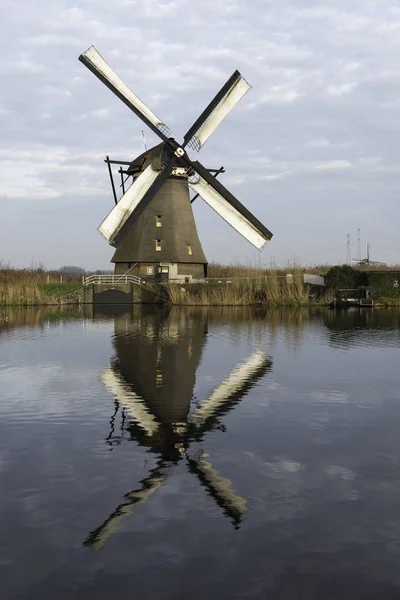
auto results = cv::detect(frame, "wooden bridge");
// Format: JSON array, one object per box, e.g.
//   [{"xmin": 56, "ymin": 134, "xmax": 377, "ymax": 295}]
[{"xmin": 83, "ymin": 274, "xmax": 142, "ymax": 286}]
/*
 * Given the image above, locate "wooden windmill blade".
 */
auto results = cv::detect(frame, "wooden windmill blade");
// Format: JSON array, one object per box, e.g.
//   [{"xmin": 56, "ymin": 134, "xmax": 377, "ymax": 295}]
[
  {"xmin": 191, "ymin": 351, "xmax": 272, "ymax": 427},
  {"xmin": 97, "ymin": 158, "xmax": 175, "ymax": 247},
  {"xmin": 183, "ymin": 70, "xmax": 251, "ymax": 152},
  {"xmin": 79, "ymin": 46, "xmax": 171, "ymax": 140},
  {"xmin": 83, "ymin": 464, "xmax": 166, "ymax": 550},
  {"xmin": 189, "ymin": 163, "xmax": 273, "ymax": 250},
  {"xmin": 187, "ymin": 451, "xmax": 248, "ymax": 527},
  {"xmin": 101, "ymin": 366, "xmax": 159, "ymax": 437},
  {"xmin": 182, "ymin": 352, "xmax": 271, "ymax": 526}
]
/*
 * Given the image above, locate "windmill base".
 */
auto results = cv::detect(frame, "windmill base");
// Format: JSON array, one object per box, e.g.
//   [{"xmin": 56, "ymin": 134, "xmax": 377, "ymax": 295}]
[
  {"xmin": 113, "ymin": 261, "xmax": 207, "ymax": 283},
  {"xmin": 84, "ymin": 283, "xmax": 164, "ymax": 305}
]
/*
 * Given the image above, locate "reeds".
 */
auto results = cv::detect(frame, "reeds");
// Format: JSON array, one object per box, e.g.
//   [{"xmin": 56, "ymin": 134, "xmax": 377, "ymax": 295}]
[
  {"xmin": 0, "ymin": 264, "xmax": 83, "ymax": 285},
  {"xmin": 163, "ymin": 271, "xmax": 311, "ymax": 306},
  {"xmin": 207, "ymin": 261, "xmax": 400, "ymax": 278},
  {"xmin": 0, "ymin": 283, "xmax": 83, "ymax": 306},
  {"xmin": 0, "ymin": 283, "xmax": 48, "ymax": 306}
]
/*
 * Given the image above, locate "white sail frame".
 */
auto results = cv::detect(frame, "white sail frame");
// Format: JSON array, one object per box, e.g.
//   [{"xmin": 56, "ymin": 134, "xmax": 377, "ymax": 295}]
[
  {"xmin": 98, "ymin": 165, "xmax": 160, "ymax": 244},
  {"xmin": 190, "ymin": 76, "xmax": 251, "ymax": 150},
  {"xmin": 101, "ymin": 367, "xmax": 159, "ymax": 437},
  {"xmin": 189, "ymin": 176, "xmax": 268, "ymax": 250},
  {"xmin": 80, "ymin": 46, "xmax": 170, "ymax": 136}
]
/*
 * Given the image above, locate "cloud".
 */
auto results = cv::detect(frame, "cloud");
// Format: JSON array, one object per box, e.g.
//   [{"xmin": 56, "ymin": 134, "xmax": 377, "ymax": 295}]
[
  {"xmin": 314, "ymin": 160, "xmax": 352, "ymax": 171},
  {"xmin": 327, "ymin": 83, "xmax": 358, "ymax": 96},
  {"xmin": 1, "ymin": 0, "xmax": 400, "ymax": 268}
]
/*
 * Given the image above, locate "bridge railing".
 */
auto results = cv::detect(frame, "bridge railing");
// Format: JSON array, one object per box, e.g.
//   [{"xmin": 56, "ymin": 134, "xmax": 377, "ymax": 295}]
[{"xmin": 83, "ymin": 274, "xmax": 142, "ymax": 286}]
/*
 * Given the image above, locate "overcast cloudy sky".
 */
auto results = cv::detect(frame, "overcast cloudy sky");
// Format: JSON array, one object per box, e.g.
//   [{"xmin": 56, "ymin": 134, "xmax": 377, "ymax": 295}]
[{"xmin": 1, "ymin": 0, "xmax": 400, "ymax": 269}]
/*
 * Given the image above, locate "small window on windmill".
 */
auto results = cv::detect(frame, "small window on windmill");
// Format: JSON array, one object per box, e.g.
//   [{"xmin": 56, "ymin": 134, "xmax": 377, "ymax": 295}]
[
  {"xmin": 156, "ymin": 371, "xmax": 163, "ymax": 387},
  {"xmin": 156, "ymin": 239, "xmax": 162, "ymax": 251},
  {"xmin": 187, "ymin": 244, "xmax": 193, "ymax": 255},
  {"xmin": 156, "ymin": 215, "xmax": 162, "ymax": 227},
  {"xmin": 146, "ymin": 266, "xmax": 154, "ymax": 275}
]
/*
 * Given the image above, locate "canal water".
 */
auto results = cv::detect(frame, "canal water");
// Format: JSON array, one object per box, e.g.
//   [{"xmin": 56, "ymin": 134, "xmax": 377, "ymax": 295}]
[{"xmin": 1, "ymin": 306, "xmax": 400, "ymax": 599}]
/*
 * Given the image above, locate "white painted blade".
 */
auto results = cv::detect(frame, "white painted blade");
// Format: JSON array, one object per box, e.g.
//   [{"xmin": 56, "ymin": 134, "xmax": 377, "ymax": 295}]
[
  {"xmin": 189, "ymin": 176, "xmax": 268, "ymax": 250},
  {"xmin": 86, "ymin": 472, "xmax": 165, "ymax": 550},
  {"xmin": 80, "ymin": 46, "xmax": 171, "ymax": 137},
  {"xmin": 192, "ymin": 351, "xmax": 267, "ymax": 424},
  {"xmin": 101, "ymin": 367, "xmax": 159, "ymax": 437},
  {"xmin": 98, "ymin": 165, "xmax": 160, "ymax": 244},
  {"xmin": 187, "ymin": 76, "xmax": 250, "ymax": 151},
  {"xmin": 192, "ymin": 451, "xmax": 248, "ymax": 517}
]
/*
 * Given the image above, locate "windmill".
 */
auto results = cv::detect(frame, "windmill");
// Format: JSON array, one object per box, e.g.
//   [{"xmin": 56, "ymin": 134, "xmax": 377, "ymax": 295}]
[
  {"xmin": 83, "ymin": 308, "xmax": 272, "ymax": 549},
  {"xmin": 352, "ymin": 242, "xmax": 386, "ymax": 267},
  {"xmin": 79, "ymin": 47, "xmax": 273, "ymax": 281}
]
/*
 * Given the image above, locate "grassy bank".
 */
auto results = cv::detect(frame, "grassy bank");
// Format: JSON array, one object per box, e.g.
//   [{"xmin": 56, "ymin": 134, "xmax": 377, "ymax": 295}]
[
  {"xmin": 2, "ymin": 263, "xmax": 400, "ymax": 307},
  {"xmin": 0, "ymin": 283, "xmax": 83, "ymax": 306}
]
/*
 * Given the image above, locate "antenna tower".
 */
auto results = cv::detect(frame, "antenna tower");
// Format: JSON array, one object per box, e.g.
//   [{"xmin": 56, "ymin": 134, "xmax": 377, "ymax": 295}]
[
  {"xmin": 346, "ymin": 234, "xmax": 351, "ymax": 265},
  {"xmin": 356, "ymin": 228, "xmax": 361, "ymax": 262}
]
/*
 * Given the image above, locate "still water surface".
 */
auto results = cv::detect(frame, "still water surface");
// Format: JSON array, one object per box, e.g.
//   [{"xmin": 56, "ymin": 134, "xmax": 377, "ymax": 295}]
[{"xmin": 1, "ymin": 306, "xmax": 400, "ymax": 599}]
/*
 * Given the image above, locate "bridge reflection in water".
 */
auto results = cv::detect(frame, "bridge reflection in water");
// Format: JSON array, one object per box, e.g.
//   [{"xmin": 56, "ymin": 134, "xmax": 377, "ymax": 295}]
[{"xmin": 84, "ymin": 306, "xmax": 272, "ymax": 549}]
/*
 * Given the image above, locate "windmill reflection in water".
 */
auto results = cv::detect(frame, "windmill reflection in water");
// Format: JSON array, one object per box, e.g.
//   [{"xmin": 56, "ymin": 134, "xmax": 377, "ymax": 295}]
[{"xmin": 84, "ymin": 309, "xmax": 272, "ymax": 549}]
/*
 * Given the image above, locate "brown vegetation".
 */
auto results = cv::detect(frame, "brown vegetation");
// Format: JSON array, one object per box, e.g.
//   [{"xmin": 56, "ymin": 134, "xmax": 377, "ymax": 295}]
[
  {"xmin": 164, "ymin": 271, "xmax": 312, "ymax": 306},
  {"xmin": 207, "ymin": 261, "xmax": 400, "ymax": 279},
  {"xmin": 0, "ymin": 264, "xmax": 84, "ymax": 285},
  {"xmin": 2, "ymin": 261, "xmax": 399, "ymax": 307},
  {"xmin": 0, "ymin": 283, "xmax": 83, "ymax": 307}
]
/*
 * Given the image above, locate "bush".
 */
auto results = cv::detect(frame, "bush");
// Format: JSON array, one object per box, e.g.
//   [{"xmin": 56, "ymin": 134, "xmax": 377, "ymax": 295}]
[
  {"xmin": 325, "ymin": 265, "xmax": 367, "ymax": 291},
  {"xmin": 367, "ymin": 271, "xmax": 400, "ymax": 299}
]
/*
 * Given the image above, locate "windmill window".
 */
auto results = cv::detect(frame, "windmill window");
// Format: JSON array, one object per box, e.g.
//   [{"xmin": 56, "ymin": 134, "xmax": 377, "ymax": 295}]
[
  {"xmin": 187, "ymin": 244, "xmax": 193, "ymax": 255},
  {"xmin": 156, "ymin": 239, "xmax": 162, "ymax": 251},
  {"xmin": 156, "ymin": 215, "xmax": 162, "ymax": 227},
  {"xmin": 146, "ymin": 266, "xmax": 154, "ymax": 275}
]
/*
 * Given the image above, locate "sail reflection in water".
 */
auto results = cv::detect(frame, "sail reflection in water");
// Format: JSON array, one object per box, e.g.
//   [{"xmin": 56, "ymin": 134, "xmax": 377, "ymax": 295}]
[{"xmin": 84, "ymin": 307, "xmax": 272, "ymax": 549}]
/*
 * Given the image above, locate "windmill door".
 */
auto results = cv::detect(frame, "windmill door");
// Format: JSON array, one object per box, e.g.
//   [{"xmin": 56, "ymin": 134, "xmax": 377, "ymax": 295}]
[{"xmin": 157, "ymin": 265, "xmax": 169, "ymax": 282}]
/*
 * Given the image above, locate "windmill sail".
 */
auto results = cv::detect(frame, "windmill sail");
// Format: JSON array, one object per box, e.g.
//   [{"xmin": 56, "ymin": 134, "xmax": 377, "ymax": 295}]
[
  {"xmin": 98, "ymin": 163, "xmax": 174, "ymax": 245},
  {"xmin": 83, "ymin": 467, "xmax": 165, "ymax": 550},
  {"xmin": 188, "ymin": 452, "xmax": 248, "ymax": 526},
  {"xmin": 101, "ymin": 367, "xmax": 159, "ymax": 437},
  {"xmin": 183, "ymin": 70, "xmax": 251, "ymax": 151},
  {"xmin": 192, "ymin": 351, "xmax": 268, "ymax": 424},
  {"xmin": 79, "ymin": 46, "xmax": 171, "ymax": 140},
  {"xmin": 189, "ymin": 163, "xmax": 272, "ymax": 250}
]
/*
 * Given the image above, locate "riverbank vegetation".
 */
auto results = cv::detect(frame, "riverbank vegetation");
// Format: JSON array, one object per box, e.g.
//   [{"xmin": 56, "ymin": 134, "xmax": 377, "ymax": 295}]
[
  {"xmin": 163, "ymin": 271, "xmax": 311, "ymax": 306},
  {"xmin": 1, "ymin": 262, "xmax": 400, "ymax": 307},
  {"xmin": 0, "ymin": 264, "xmax": 85, "ymax": 306},
  {"xmin": 0, "ymin": 283, "xmax": 83, "ymax": 307}
]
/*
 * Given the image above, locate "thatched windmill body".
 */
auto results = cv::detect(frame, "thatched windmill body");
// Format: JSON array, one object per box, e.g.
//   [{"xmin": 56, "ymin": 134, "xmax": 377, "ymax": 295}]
[{"xmin": 79, "ymin": 47, "xmax": 273, "ymax": 281}]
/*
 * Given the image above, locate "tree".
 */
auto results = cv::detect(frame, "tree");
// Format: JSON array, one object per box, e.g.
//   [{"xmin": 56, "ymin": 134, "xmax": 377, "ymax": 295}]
[{"xmin": 58, "ymin": 266, "xmax": 86, "ymax": 275}]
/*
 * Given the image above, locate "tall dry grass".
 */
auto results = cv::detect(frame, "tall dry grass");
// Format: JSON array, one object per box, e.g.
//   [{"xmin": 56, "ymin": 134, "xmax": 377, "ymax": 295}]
[
  {"xmin": 0, "ymin": 283, "xmax": 83, "ymax": 306},
  {"xmin": 207, "ymin": 261, "xmax": 329, "ymax": 279},
  {"xmin": 164, "ymin": 271, "xmax": 312, "ymax": 306},
  {"xmin": 0, "ymin": 264, "xmax": 84, "ymax": 285},
  {"xmin": 0, "ymin": 283, "xmax": 49, "ymax": 306},
  {"xmin": 207, "ymin": 261, "xmax": 400, "ymax": 279}
]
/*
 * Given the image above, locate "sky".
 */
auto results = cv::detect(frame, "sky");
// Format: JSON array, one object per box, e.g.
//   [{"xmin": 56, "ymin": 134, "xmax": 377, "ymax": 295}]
[{"xmin": 1, "ymin": 0, "xmax": 400, "ymax": 270}]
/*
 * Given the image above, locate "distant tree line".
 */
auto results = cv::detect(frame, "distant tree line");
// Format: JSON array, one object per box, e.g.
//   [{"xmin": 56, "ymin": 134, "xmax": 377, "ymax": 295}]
[{"xmin": 58, "ymin": 266, "xmax": 113, "ymax": 276}]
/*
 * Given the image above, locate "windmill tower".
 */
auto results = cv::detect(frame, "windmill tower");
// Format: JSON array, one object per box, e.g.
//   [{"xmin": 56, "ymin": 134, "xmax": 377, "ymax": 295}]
[{"xmin": 79, "ymin": 47, "xmax": 273, "ymax": 281}]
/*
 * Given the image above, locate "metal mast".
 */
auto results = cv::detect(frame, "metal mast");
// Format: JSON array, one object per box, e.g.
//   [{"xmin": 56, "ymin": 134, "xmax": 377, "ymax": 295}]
[
  {"xmin": 356, "ymin": 228, "xmax": 361, "ymax": 262},
  {"xmin": 346, "ymin": 233, "xmax": 351, "ymax": 265}
]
